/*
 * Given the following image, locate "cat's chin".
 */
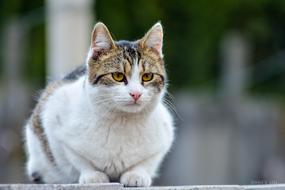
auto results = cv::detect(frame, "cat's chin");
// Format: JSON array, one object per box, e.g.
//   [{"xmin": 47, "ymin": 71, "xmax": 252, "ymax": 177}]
[{"xmin": 116, "ymin": 103, "xmax": 146, "ymax": 114}]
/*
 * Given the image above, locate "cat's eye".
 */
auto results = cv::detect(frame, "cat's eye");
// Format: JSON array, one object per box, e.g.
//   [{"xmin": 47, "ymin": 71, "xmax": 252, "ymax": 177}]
[
  {"xmin": 142, "ymin": 73, "xmax": 154, "ymax": 82},
  {"xmin": 112, "ymin": 72, "xmax": 125, "ymax": 82}
]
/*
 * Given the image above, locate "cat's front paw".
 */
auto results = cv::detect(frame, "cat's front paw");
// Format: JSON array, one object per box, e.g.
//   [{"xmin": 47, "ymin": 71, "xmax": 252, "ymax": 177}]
[
  {"xmin": 120, "ymin": 169, "xmax": 151, "ymax": 187},
  {"xmin": 79, "ymin": 171, "xmax": 110, "ymax": 184}
]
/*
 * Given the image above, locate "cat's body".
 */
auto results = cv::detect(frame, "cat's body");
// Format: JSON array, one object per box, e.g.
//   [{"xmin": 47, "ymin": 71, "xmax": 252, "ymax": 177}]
[{"xmin": 24, "ymin": 22, "xmax": 174, "ymax": 187}]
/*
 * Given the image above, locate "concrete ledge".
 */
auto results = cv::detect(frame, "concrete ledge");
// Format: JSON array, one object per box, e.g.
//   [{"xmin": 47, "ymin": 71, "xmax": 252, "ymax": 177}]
[
  {"xmin": 126, "ymin": 185, "xmax": 241, "ymax": 190},
  {"xmin": 0, "ymin": 184, "xmax": 122, "ymax": 190},
  {"xmin": 0, "ymin": 184, "xmax": 285, "ymax": 190}
]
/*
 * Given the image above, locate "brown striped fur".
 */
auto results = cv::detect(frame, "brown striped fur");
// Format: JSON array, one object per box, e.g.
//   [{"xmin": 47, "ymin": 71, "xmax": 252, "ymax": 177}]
[{"xmin": 29, "ymin": 81, "xmax": 63, "ymax": 165}]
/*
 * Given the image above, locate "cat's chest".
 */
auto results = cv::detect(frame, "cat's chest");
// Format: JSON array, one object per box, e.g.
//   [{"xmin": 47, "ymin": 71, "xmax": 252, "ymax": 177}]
[
  {"xmin": 63, "ymin": 116, "xmax": 163, "ymax": 174},
  {"xmin": 81, "ymin": 119, "xmax": 161, "ymax": 155}
]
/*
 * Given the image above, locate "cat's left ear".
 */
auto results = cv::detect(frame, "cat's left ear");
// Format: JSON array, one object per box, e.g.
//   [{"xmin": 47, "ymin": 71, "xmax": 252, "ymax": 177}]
[
  {"xmin": 91, "ymin": 22, "xmax": 116, "ymax": 57},
  {"xmin": 139, "ymin": 22, "xmax": 164, "ymax": 57}
]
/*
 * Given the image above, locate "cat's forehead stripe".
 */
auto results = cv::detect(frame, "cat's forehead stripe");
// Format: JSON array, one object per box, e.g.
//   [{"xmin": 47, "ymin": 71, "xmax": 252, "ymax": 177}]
[{"xmin": 117, "ymin": 40, "xmax": 139, "ymax": 65}]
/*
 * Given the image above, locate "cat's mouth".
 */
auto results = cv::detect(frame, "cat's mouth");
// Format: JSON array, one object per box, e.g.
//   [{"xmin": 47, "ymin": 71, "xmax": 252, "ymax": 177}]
[
  {"xmin": 118, "ymin": 101, "xmax": 145, "ymax": 113},
  {"xmin": 125, "ymin": 102, "xmax": 141, "ymax": 106}
]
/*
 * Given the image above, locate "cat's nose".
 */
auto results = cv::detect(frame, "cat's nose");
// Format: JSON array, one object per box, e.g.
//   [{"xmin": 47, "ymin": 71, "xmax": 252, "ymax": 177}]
[{"xmin": 129, "ymin": 92, "xmax": 142, "ymax": 101}]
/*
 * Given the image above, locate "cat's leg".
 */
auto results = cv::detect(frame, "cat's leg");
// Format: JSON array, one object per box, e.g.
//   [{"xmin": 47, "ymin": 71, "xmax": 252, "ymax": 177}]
[
  {"xmin": 120, "ymin": 152, "xmax": 164, "ymax": 187},
  {"xmin": 25, "ymin": 125, "xmax": 61, "ymax": 183},
  {"xmin": 63, "ymin": 146, "xmax": 110, "ymax": 184}
]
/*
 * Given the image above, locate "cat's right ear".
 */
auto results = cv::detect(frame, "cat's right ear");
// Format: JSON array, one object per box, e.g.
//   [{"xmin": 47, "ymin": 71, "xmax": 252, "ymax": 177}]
[{"xmin": 91, "ymin": 22, "xmax": 116, "ymax": 58}]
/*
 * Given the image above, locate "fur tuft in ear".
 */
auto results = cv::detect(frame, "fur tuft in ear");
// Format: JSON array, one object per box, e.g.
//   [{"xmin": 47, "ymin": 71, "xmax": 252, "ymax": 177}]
[
  {"xmin": 140, "ymin": 22, "xmax": 163, "ymax": 57},
  {"xmin": 91, "ymin": 22, "xmax": 115, "ymax": 53}
]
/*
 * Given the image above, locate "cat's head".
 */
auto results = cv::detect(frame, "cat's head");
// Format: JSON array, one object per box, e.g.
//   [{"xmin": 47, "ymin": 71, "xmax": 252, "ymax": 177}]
[{"xmin": 85, "ymin": 22, "xmax": 166, "ymax": 114}]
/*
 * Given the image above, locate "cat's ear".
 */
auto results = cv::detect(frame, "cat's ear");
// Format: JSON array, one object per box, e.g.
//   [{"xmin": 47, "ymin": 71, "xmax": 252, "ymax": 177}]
[
  {"xmin": 139, "ymin": 22, "xmax": 163, "ymax": 57},
  {"xmin": 91, "ymin": 22, "xmax": 116, "ymax": 53}
]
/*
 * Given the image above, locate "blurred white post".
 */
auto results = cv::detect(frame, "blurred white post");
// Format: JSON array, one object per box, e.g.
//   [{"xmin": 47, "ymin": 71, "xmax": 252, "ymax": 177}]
[
  {"xmin": 1, "ymin": 19, "xmax": 30, "ymax": 123},
  {"xmin": 220, "ymin": 32, "xmax": 251, "ymax": 182},
  {"xmin": 0, "ymin": 19, "xmax": 30, "ymax": 182},
  {"xmin": 221, "ymin": 32, "xmax": 250, "ymax": 99},
  {"xmin": 46, "ymin": 0, "xmax": 94, "ymax": 80}
]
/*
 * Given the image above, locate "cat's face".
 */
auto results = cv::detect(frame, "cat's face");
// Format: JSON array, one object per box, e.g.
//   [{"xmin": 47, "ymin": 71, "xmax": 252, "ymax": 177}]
[{"xmin": 86, "ymin": 22, "xmax": 166, "ymax": 113}]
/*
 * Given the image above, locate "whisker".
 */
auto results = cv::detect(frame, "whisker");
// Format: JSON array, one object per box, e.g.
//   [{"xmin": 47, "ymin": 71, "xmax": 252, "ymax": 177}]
[{"xmin": 163, "ymin": 97, "xmax": 183, "ymax": 121}]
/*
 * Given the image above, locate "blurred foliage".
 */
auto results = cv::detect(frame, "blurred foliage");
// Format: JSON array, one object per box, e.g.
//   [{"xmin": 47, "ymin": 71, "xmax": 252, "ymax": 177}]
[
  {"xmin": 0, "ymin": 0, "xmax": 45, "ymax": 85},
  {"xmin": 0, "ymin": 0, "xmax": 284, "ymax": 95}
]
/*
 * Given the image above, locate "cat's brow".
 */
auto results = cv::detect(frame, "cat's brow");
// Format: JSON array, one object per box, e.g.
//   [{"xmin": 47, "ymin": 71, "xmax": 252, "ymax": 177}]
[
  {"xmin": 139, "ymin": 58, "xmax": 163, "ymax": 74},
  {"xmin": 123, "ymin": 60, "xmax": 132, "ymax": 76}
]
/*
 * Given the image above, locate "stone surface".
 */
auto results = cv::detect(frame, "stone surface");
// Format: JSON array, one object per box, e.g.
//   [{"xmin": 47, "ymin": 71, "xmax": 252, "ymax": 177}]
[
  {"xmin": 126, "ymin": 185, "xmax": 242, "ymax": 190},
  {"xmin": 0, "ymin": 184, "xmax": 284, "ymax": 190},
  {"xmin": 244, "ymin": 184, "xmax": 285, "ymax": 190},
  {"xmin": 0, "ymin": 183, "xmax": 122, "ymax": 190}
]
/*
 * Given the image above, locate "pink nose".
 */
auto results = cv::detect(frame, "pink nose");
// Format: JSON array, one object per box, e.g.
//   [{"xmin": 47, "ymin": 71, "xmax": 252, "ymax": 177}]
[{"xmin": 129, "ymin": 92, "xmax": 142, "ymax": 101}]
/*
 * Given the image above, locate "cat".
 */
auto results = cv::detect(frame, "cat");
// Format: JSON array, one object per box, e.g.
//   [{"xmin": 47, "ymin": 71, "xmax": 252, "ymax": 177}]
[{"xmin": 24, "ymin": 22, "xmax": 174, "ymax": 187}]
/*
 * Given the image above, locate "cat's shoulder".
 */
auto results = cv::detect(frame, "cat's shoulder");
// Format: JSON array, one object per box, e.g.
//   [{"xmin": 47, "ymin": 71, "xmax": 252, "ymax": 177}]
[
  {"xmin": 44, "ymin": 64, "xmax": 86, "ymax": 98},
  {"xmin": 63, "ymin": 64, "xmax": 87, "ymax": 81},
  {"xmin": 38, "ymin": 64, "xmax": 86, "ymax": 113}
]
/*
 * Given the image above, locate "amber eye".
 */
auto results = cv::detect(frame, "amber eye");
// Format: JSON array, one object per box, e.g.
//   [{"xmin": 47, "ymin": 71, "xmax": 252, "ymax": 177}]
[
  {"xmin": 112, "ymin": 72, "xmax": 125, "ymax": 82},
  {"xmin": 142, "ymin": 73, "xmax": 154, "ymax": 82}
]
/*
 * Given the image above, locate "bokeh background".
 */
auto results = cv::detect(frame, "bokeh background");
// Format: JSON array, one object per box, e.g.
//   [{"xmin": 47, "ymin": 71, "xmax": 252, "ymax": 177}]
[{"xmin": 1, "ymin": 0, "xmax": 285, "ymax": 185}]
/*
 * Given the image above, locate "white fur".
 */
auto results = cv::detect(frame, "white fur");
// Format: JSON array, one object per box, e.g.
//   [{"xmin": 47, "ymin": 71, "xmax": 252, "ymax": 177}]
[
  {"xmin": 25, "ymin": 126, "xmax": 65, "ymax": 183},
  {"xmin": 25, "ymin": 53, "xmax": 174, "ymax": 187}
]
